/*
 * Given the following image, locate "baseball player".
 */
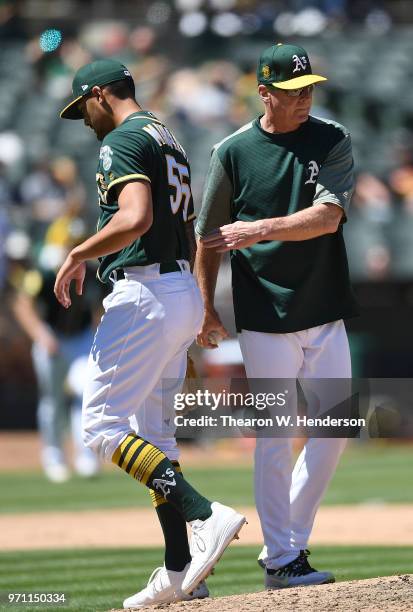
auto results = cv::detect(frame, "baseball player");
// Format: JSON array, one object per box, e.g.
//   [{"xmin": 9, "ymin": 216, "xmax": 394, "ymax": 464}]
[
  {"xmin": 196, "ymin": 44, "xmax": 359, "ymax": 589},
  {"xmin": 11, "ymin": 243, "xmax": 101, "ymax": 482},
  {"xmin": 55, "ymin": 59, "xmax": 245, "ymax": 608}
]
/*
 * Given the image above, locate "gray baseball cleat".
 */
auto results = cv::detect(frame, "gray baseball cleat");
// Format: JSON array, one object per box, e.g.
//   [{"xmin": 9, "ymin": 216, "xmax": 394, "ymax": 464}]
[{"xmin": 265, "ymin": 549, "xmax": 335, "ymax": 589}]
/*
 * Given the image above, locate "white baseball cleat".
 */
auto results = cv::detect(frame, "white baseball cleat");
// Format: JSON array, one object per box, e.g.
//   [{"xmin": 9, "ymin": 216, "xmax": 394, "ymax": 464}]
[
  {"xmin": 182, "ymin": 501, "xmax": 246, "ymax": 595},
  {"xmin": 178, "ymin": 579, "xmax": 209, "ymax": 601},
  {"xmin": 123, "ymin": 564, "xmax": 189, "ymax": 609},
  {"xmin": 265, "ymin": 549, "xmax": 335, "ymax": 589},
  {"xmin": 74, "ymin": 455, "xmax": 100, "ymax": 478},
  {"xmin": 44, "ymin": 463, "xmax": 70, "ymax": 483}
]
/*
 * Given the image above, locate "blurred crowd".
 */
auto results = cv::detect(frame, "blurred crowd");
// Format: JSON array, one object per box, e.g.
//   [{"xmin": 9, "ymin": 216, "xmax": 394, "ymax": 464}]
[
  {"xmin": 1, "ymin": 0, "xmax": 413, "ymax": 449},
  {"xmin": 1, "ymin": 14, "xmax": 413, "ymax": 283}
]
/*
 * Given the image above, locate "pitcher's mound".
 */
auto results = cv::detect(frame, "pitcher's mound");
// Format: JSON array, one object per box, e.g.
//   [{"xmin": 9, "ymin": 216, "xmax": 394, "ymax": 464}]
[{"xmin": 113, "ymin": 574, "xmax": 413, "ymax": 612}]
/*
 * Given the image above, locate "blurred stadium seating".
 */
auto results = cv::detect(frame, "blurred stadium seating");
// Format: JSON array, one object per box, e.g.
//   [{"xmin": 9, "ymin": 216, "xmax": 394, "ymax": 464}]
[{"xmin": 1, "ymin": 0, "xmax": 413, "ymax": 426}]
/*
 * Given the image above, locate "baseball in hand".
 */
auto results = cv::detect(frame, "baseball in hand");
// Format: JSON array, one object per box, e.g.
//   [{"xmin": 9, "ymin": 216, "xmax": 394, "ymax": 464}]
[{"xmin": 208, "ymin": 331, "xmax": 224, "ymax": 346}]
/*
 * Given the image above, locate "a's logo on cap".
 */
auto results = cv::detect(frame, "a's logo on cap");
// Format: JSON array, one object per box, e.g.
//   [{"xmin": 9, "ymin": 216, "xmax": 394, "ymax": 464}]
[
  {"xmin": 292, "ymin": 55, "xmax": 308, "ymax": 73},
  {"xmin": 262, "ymin": 65, "xmax": 271, "ymax": 79},
  {"xmin": 123, "ymin": 70, "xmax": 131, "ymax": 76},
  {"xmin": 81, "ymin": 84, "xmax": 89, "ymax": 91}
]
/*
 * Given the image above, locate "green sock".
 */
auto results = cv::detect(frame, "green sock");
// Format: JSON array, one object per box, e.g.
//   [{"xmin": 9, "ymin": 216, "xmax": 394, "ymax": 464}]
[
  {"xmin": 112, "ymin": 433, "xmax": 212, "ymax": 523},
  {"xmin": 150, "ymin": 461, "xmax": 191, "ymax": 571}
]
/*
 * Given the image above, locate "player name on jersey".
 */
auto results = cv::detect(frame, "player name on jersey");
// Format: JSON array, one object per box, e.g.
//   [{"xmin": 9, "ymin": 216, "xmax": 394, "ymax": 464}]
[{"xmin": 142, "ymin": 123, "xmax": 188, "ymax": 161}]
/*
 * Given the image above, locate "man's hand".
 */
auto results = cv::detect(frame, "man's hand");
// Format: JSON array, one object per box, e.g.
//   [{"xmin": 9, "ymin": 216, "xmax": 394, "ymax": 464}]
[
  {"xmin": 54, "ymin": 252, "xmax": 86, "ymax": 309},
  {"xmin": 197, "ymin": 308, "xmax": 229, "ymax": 349},
  {"xmin": 201, "ymin": 220, "xmax": 265, "ymax": 252},
  {"xmin": 201, "ymin": 204, "xmax": 344, "ymax": 249}
]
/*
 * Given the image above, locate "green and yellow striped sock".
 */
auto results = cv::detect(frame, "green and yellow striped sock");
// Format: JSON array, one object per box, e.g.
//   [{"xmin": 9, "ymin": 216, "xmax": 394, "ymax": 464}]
[{"xmin": 112, "ymin": 433, "xmax": 211, "ymax": 523}]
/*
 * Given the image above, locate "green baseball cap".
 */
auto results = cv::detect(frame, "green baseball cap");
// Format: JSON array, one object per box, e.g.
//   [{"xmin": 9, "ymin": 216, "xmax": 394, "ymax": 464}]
[
  {"xmin": 60, "ymin": 59, "xmax": 134, "ymax": 120},
  {"xmin": 257, "ymin": 43, "xmax": 327, "ymax": 90}
]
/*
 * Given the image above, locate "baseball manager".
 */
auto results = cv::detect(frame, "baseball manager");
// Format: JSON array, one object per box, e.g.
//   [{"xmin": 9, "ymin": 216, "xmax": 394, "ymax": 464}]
[{"xmin": 196, "ymin": 43, "xmax": 359, "ymax": 589}]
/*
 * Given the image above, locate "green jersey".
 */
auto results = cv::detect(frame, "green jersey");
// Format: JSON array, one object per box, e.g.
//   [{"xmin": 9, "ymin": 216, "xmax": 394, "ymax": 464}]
[
  {"xmin": 96, "ymin": 111, "xmax": 195, "ymax": 282},
  {"xmin": 196, "ymin": 115, "xmax": 359, "ymax": 333}
]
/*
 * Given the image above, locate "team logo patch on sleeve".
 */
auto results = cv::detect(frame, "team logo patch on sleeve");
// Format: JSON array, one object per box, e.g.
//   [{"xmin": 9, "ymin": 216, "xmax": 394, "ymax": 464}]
[
  {"xmin": 305, "ymin": 160, "xmax": 320, "ymax": 184},
  {"xmin": 99, "ymin": 145, "xmax": 114, "ymax": 171}
]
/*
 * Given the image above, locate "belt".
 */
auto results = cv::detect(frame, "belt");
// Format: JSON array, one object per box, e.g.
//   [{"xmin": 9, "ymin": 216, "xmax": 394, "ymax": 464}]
[{"xmin": 114, "ymin": 261, "xmax": 183, "ymax": 281}]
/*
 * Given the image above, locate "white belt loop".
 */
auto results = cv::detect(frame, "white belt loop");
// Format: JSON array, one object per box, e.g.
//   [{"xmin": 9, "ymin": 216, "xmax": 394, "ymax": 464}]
[{"xmin": 178, "ymin": 259, "xmax": 190, "ymax": 273}]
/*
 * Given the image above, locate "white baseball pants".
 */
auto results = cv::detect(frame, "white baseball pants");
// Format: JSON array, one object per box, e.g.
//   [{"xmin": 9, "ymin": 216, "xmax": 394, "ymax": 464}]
[
  {"xmin": 32, "ymin": 327, "xmax": 97, "ymax": 473},
  {"xmin": 239, "ymin": 320, "xmax": 351, "ymax": 569},
  {"xmin": 82, "ymin": 262, "xmax": 203, "ymax": 463}
]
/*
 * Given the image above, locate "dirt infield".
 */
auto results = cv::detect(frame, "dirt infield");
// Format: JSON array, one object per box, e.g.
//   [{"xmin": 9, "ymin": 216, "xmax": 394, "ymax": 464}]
[
  {"xmin": 0, "ymin": 432, "xmax": 255, "ymax": 471},
  {"xmin": 1, "ymin": 503, "xmax": 413, "ymax": 550},
  {"xmin": 111, "ymin": 575, "xmax": 413, "ymax": 612},
  {"xmin": 1, "ymin": 433, "xmax": 412, "ymax": 553}
]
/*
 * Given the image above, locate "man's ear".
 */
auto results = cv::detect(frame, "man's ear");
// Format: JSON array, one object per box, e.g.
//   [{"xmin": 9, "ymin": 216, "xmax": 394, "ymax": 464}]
[
  {"xmin": 91, "ymin": 85, "xmax": 104, "ymax": 103},
  {"xmin": 258, "ymin": 84, "xmax": 271, "ymax": 105}
]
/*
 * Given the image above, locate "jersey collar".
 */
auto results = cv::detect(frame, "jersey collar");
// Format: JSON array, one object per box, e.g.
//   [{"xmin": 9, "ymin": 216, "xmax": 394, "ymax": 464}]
[
  {"xmin": 122, "ymin": 110, "xmax": 156, "ymax": 124},
  {"xmin": 254, "ymin": 115, "xmax": 309, "ymax": 140}
]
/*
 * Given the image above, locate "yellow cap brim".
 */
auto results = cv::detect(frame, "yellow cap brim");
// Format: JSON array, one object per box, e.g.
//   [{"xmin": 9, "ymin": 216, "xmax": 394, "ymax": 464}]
[
  {"xmin": 60, "ymin": 96, "xmax": 84, "ymax": 120},
  {"xmin": 271, "ymin": 74, "xmax": 327, "ymax": 90}
]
